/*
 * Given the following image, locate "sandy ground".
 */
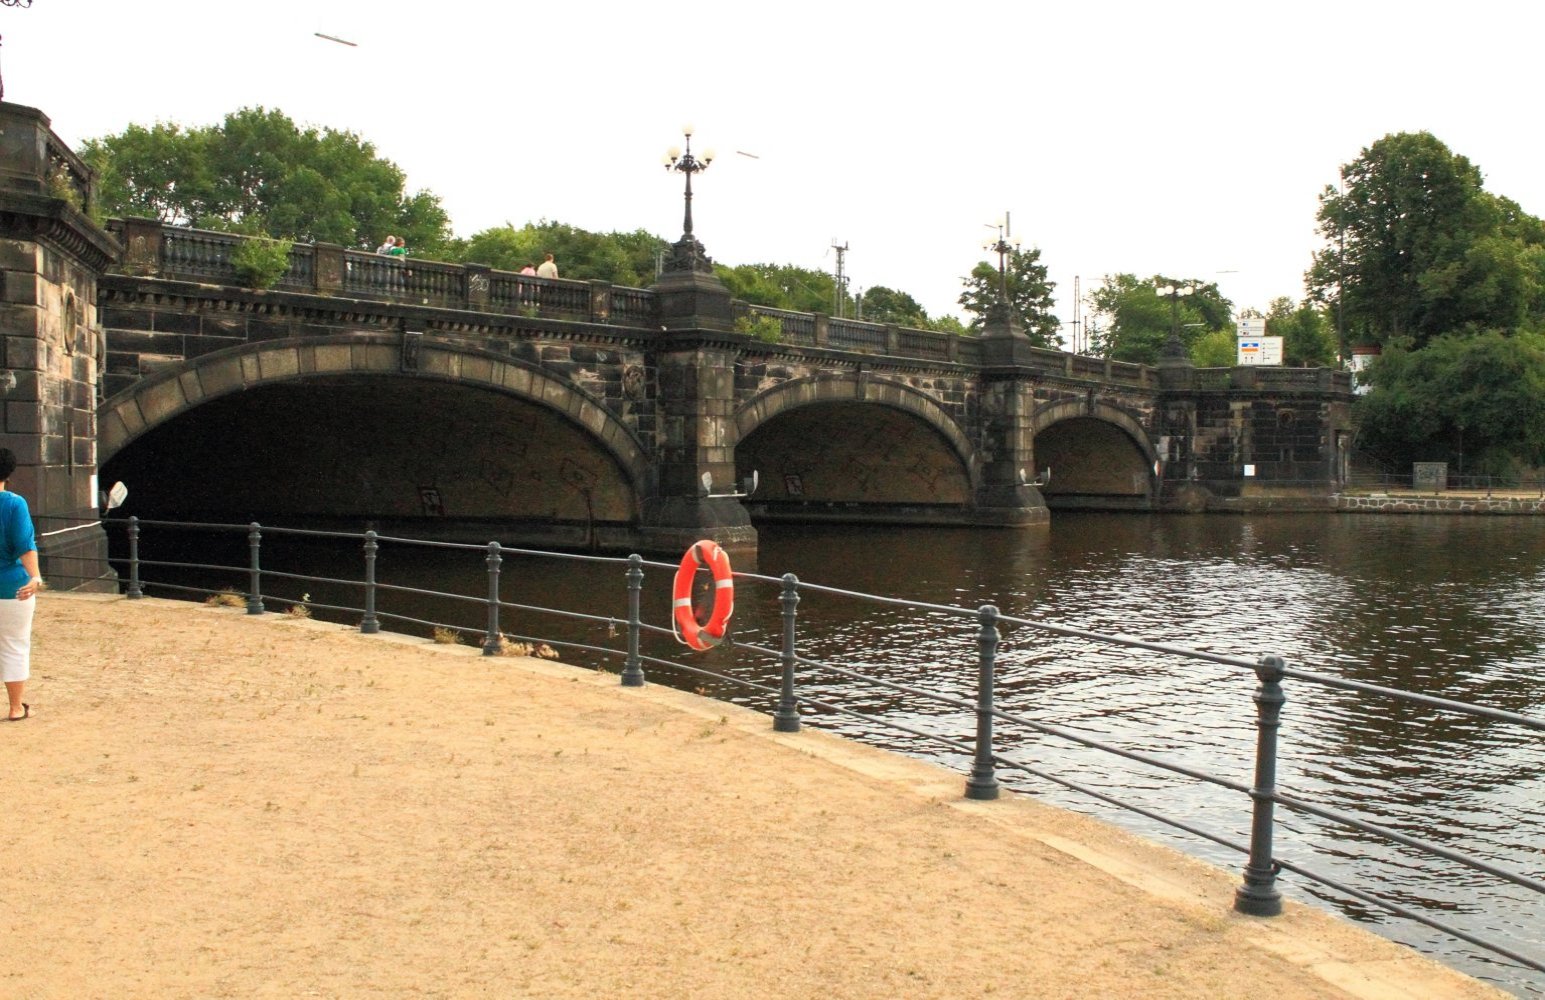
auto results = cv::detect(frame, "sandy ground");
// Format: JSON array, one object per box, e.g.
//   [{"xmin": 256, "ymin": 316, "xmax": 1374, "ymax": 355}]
[{"xmin": 2, "ymin": 594, "xmax": 1512, "ymax": 1000}]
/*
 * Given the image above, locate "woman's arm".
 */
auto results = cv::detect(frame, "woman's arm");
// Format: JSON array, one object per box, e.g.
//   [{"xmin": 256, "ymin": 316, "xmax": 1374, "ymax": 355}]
[{"xmin": 17, "ymin": 549, "xmax": 40, "ymax": 600}]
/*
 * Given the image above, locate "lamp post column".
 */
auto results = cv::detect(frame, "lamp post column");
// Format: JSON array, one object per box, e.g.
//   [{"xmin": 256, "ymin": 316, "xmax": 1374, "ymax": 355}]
[
  {"xmin": 973, "ymin": 213, "xmax": 1048, "ymax": 527},
  {"xmin": 645, "ymin": 127, "xmax": 756, "ymax": 559}
]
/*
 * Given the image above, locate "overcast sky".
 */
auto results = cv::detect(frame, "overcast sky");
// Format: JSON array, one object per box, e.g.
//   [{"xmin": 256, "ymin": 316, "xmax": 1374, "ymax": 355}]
[{"xmin": 6, "ymin": 1, "xmax": 1542, "ymax": 345}]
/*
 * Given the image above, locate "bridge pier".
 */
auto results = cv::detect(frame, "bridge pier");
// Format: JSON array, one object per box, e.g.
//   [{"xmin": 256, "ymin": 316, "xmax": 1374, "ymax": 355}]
[
  {"xmin": 970, "ymin": 315, "xmax": 1052, "ymax": 527},
  {"xmin": 640, "ymin": 268, "xmax": 757, "ymax": 561},
  {"xmin": 0, "ymin": 102, "xmax": 120, "ymax": 590}
]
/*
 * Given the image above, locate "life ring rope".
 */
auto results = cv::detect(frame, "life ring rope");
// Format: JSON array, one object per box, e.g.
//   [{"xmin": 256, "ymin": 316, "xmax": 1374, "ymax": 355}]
[{"xmin": 671, "ymin": 540, "xmax": 734, "ymax": 651}]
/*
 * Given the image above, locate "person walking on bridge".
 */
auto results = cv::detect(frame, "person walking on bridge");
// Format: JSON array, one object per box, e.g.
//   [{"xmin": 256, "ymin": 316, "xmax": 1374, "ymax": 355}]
[
  {"xmin": 0, "ymin": 448, "xmax": 41, "ymax": 722},
  {"xmin": 536, "ymin": 253, "xmax": 558, "ymax": 279}
]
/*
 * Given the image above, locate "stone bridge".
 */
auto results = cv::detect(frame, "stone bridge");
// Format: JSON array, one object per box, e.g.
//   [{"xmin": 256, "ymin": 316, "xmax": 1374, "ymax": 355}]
[{"xmin": 1, "ymin": 100, "xmax": 1354, "ymax": 586}]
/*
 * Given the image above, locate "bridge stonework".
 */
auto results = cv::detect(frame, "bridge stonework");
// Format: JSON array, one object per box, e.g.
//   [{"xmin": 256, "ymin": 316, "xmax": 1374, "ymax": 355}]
[
  {"xmin": 2, "ymin": 102, "xmax": 1355, "ymax": 576},
  {"xmin": 0, "ymin": 103, "xmax": 120, "ymax": 588}
]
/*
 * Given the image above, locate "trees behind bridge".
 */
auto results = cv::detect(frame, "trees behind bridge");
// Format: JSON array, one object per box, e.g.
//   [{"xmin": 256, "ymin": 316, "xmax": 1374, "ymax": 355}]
[
  {"xmin": 1307, "ymin": 132, "xmax": 1545, "ymax": 476},
  {"xmin": 1087, "ymin": 274, "xmax": 1234, "ymax": 365},
  {"xmin": 1307, "ymin": 131, "xmax": 1545, "ymax": 353},
  {"xmin": 78, "ymin": 108, "xmax": 1005, "ymax": 336},
  {"xmin": 957, "ymin": 246, "xmax": 1060, "ymax": 347},
  {"xmin": 81, "ymin": 107, "xmax": 453, "ymax": 254},
  {"xmin": 450, "ymin": 221, "xmax": 669, "ymax": 288}
]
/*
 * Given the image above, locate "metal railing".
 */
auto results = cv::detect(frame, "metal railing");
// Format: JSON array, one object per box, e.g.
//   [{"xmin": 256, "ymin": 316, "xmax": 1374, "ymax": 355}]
[
  {"xmin": 1345, "ymin": 470, "xmax": 1545, "ymax": 498},
  {"xmin": 50, "ymin": 514, "xmax": 1545, "ymax": 984}
]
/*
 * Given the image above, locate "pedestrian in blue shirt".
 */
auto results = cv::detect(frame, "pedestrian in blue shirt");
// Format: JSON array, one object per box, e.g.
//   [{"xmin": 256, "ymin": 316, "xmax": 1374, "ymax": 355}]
[{"xmin": 0, "ymin": 448, "xmax": 41, "ymax": 721}]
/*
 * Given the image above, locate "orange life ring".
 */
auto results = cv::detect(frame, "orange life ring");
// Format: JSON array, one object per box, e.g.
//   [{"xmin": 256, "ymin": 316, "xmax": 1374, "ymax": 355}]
[{"xmin": 672, "ymin": 540, "xmax": 734, "ymax": 650}]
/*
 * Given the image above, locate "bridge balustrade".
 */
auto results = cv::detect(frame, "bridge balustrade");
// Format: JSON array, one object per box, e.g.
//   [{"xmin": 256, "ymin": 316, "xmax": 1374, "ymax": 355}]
[
  {"xmin": 486, "ymin": 271, "xmax": 538, "ymax": 313},
  {"xmin": 344, "ymin": 254, "xmax": 465, "ymax": 305},
  {"xmin": 43, "ymin": 125, "xmax": 95, "ymax": 213},
  {"xmin": 610, "ymin": 286, "xmax": 656, "ymax": 326},
  {"xmin": 895, "ymin": 328, "xmax": 953, "ymax": 361},
  {"xmin": 1193, "ymin": 369, "xmax": 1235, "ymax": 390},
  {"xmin": 158, "ymin": 227, "xmax": 242, "ymax": 283},
  {"xmin": 98, "ymin": 221, "xmax": 1353, "ymax": 392},
  {"xmin": 749, "ymin": 306, "xmax": 816, "ymax": 346},
  {"xmin": 828, "ymin": 318, "xmax": 890, "ymax": 354}
]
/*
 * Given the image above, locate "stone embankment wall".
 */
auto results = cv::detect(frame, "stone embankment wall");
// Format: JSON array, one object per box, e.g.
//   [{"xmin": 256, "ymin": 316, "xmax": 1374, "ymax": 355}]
[{"xmin": 1335, "ymin": 494, "xmax": 1545, "ymax": 514}]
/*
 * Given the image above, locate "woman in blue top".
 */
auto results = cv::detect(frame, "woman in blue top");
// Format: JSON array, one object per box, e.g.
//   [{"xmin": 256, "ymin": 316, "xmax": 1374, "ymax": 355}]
[{"xmin": 0, "ymin": 448, "xmax": 42, "ymax": 721}]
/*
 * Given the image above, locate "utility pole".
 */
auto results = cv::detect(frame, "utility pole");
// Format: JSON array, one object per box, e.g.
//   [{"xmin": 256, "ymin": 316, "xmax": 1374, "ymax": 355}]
[
  {"xmin": 1072, "ymin": 274, "xmax": 1082, "ymax": 353},
  {"xmin": 831, "ymin": 239, "xmax": 849, "ymax": 318}
]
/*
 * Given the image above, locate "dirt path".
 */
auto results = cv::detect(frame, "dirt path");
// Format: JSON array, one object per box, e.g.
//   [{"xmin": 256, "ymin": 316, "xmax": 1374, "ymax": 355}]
[{"xmin": 2, "ymin": 595, "xmax": 1509, "ymax": 999}]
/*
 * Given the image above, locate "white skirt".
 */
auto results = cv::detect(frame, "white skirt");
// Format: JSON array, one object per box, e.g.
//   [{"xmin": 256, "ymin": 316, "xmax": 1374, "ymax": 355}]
[{"xmin": 0, "ymin": 596, "xmax": 35, "ymax": 683}]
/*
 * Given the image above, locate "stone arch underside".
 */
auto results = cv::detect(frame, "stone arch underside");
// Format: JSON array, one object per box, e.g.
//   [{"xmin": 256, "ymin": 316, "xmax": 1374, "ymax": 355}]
[
  {"xmin": 735, "ymin": 377, "xmax": 976, "ymax": 518},
  {"xmin": 99, "ymin": 338, "xmax": 648, "ymax": 534},
  {"xmin": 1031, "ymin": 400, "xmax": 1157, "ymax": 508}
]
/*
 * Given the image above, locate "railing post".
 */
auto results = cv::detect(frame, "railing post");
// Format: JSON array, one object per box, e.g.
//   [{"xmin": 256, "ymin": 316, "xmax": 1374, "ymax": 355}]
[
  {"xmin": 483, "ymin": 542, "xmax": 503, "ymax": 656},
  {"xmin": 812, "ymin": 312, "xmax": 830, "ymax": 348},
  {"xmin": 313, "ymin": 242, "xmax": 345, "ymax": 294},
  {"xmin": 119, "ymin": 217, "xmax": 165, "ymax": 276},
  {"xmin": 1235, "ymin": 653, "xmax": 1286, "ymax": 916},
  {"xmin": 126, "ymin": 516, "xmax": 142, "ymax": 599},
  {"xmin": 773, "ymin": 573, "xmax": 801, "ymax": 732},
  {"xmin": 589, "ymin": 279, "xmax": 612, "ymax": 323},
  {"xmin": 620, "ymin": 554, "xmax": 645, "ymax": 686},
  {"xmin": 360, "ymin": 531, "xmax": 380, "ymax": 634},
  {"xmin": 246, "ymin": 522, "xmax": 264, "ymax": 615},
  {"xmin": 964, "ymin": 604, "xmax": 1001, "ymax": 800}
]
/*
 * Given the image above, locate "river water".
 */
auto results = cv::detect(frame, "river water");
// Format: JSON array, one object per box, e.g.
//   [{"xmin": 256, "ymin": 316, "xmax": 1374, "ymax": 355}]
[{"xmin": 125, "ymin": 512, "xmax": 1545, "ymax": 994}]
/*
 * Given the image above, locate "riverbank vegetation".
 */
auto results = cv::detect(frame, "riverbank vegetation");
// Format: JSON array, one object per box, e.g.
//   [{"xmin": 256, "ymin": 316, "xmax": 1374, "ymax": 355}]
[{"xmin": 1310, "ymin": 132, "xmax": 1545, "ymax": 476}]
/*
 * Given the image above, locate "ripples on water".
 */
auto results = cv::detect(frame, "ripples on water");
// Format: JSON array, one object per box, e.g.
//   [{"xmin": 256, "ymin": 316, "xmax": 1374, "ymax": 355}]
[
  {"xmin": 744, "ymin": 515, "xmax": 1545, "ymax": 996},
  {"xmin": 126, "ymin": 513, "xmax": 1545, "ymax": 994}
]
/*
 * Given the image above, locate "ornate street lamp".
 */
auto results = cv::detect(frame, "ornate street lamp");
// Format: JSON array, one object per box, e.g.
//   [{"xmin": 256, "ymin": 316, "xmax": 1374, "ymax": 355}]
[
  {"xmin": 982, "ymin": 214, "xmax": 1021, "ymax": 331},
  {"xmin": 661, "ymin": 125, "xmax": 715, "ymax": 275},
  {"xmin": 0, "ymin": 0, "xmax": 35, "ymax": 104},
  {"xmin": 1156, "ymin": 281, "xmax": 1197, "ymax": 360}
]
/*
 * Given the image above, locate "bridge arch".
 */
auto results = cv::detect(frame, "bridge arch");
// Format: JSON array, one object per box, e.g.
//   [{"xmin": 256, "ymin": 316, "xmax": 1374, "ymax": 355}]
[
  {"xmin": 736, "ymin": 374, "xmax": 976, "ymax": 476},
  {"xmin": 734, "ymin": 374, "xmax": 979, "ymax": 511},
  {"xmin": 1030, "ymin": 397, "xmax": 1158, "ymax": 506},
  {"xmin": 98, "ymin": 335, "xmax": 652, "ymax": 530}
]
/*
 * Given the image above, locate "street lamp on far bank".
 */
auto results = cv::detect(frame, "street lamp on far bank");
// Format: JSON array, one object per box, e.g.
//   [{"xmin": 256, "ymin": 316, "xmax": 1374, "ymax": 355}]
[
  {"xmin": 1155, "ymin": 281, "xmax": 1197, "ymax": 363},
  {"xmin": 661, "ymin": 125, "xmax": 715, "ymax": 275}
]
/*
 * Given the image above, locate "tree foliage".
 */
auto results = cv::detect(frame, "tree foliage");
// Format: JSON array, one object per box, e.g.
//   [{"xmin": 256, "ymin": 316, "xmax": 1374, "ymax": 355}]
[
  {"xmin": 958, "ymin": 247, "xmax": 1060, "ymax": 346},
  {"xmin": 1356, "ymin": 330, "xmax": 1545, "ymax": 475},
  {"xmin": 1086, "ymin": 274, "xmax": 1233, "ymax": 365},
  {"xmin": 1189, "ymin": 329, "xmax": 1238, "ymax": 368},
  {"xmin": 858, "ymin": 285, "xmax": 928, "ymax": 327},
  {"xmin": 714, "ymin": 262, "xmax": 844, "ymax": 315},
  {"xmin": 1265, "ymin": 297, "xmax": 1338, "ymax": 367},
  {"xmin": 82, "ymin": 108, "xmax": 452, "ymax": 253},
  {"xmin": 1307, "ymin": 131, "xmax": 1545, "ymax": 351},
  {"xmin": 451, "ymin": 221, "xmax": 668, "ymax": 287}
]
